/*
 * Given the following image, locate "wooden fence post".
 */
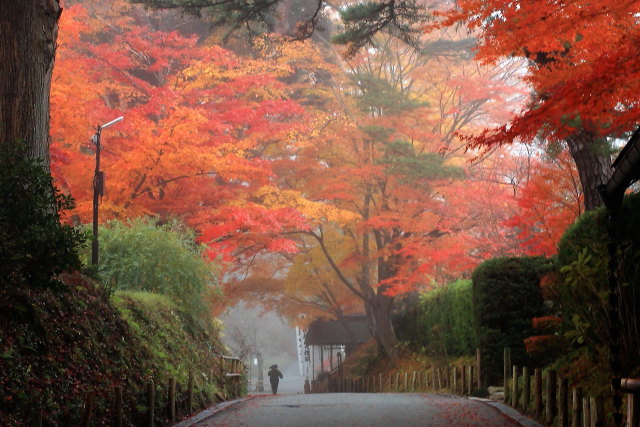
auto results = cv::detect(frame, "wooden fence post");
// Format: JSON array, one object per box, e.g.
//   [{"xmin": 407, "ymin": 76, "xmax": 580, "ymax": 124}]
[
  {"xmin": 504, "ymin": 347, "xmax": 511, "ymax": 399},
  {"xmin": 403, "ymin": 372, "xmax": 408, "ymax": 392},
  {"xmin": 169, "ymin": 377, "xmax": 176, "ymax": 422},
  {"xmin": 559, "ymin": 378, "xmax": 568, "ymax": 427},
  {"xmin": 81, "ymin": 390, "xmax": 96, "ymax": 427},
  {"xmin": 523, "ymin": 367, "xmax": 530, "ymax": 413},
  {"xmin": 582, "ymin": 397, "xmax": 590, "ymax": 427},
  {"xmin": 114, "ymin": 386, "xmax": 123, "ymax": 427},
  {"xmin": 379, "ymin": 373, "xmax": 383, "ymax": 393},
  {"xmin": 461, "ymin": 366, "xmax": 466, "ymax": 395},
  {"xmin": 395, "ymin": 372, "xmax": 400, "ymax": 392},
  {"xmin": 31, "ymin": 407, "xmax": 43, "ymax": 427},
  {"xmin": 437, "ymin": 368, "xmax": 442, "ymax": 390},
  {"xmin": 187, "ymin": 371, "xmax": 194, "ymax": 414},
  {"xmin": 445, "ymin": 366, "xmax": 451, "ymax": 391},
  {"xmin": 476, "ymin": 348, "xmax": 482, "ymax": 390},
  {"xmin": 546, "ymin": 370, "xmax": 557, "ymax": 425},
  {"xmin": 572, "ymin": 387, "xmax": 581, "ymax": 427},
  {"xmin": 627, "ymin": 393, "xmax": 640, "ymax": 427},
  {"xmin": 467, "ymin": 366, "xmax": 473, "ymax": 395},
  {"xmin": 453, "ymin": 366, "xmax": 458, "ymax": 395},
  {"xmin": 535, "ymin": 368, "xmax": 543, "ymax": 419},
  {"xmin": 511, "ymin": 366, "xmax": 519, "ymax": 408},
  {"xmin": 147, "ymin": 380, "xmax": 155, "ymax": 427},
  {"xmin": 412, "ymin": 371, "xmax": 417, "ymax": 392},
  {"xmin": 590, "ymin": 396, "xmax": 603, "ymax": 427}
]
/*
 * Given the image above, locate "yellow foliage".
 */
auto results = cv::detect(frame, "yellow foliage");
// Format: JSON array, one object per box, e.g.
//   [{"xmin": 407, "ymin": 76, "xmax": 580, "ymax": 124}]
[{"xmin": 255, "ymin": 186, "xmax": 358, "ymax": 225}]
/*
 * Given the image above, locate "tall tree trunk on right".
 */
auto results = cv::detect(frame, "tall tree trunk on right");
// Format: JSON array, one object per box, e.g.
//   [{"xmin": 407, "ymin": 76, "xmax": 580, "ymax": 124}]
[
  {"xmin": 0, "ymin": 1, "xmax": 61, "ymax": 167},
  {"xmin": 565, "ymin": 128, "xmax": 611, "ymax": 211}
]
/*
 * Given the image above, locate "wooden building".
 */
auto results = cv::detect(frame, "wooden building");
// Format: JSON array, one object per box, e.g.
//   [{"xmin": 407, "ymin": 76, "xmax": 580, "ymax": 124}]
[{"xmin": 304, "ymin": 316, "xmax": 372, "ymax": 380}]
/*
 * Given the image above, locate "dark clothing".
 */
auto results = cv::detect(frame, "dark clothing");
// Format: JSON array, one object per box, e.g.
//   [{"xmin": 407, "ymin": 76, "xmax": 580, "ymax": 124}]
[{"xmin": 268, "ymin": 368, "xmax": 283, "ymax": 394}]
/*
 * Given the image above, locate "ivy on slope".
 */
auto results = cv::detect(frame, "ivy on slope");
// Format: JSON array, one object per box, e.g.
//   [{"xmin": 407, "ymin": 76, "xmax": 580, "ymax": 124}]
[{"xmin": 0, "ymin": 273, "xmax": 229, "ymax": 425}]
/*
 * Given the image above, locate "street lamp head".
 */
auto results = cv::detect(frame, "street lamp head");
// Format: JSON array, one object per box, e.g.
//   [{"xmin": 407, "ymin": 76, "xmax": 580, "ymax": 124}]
[{"xmin": 100, "ymin": 116, "xmax": 124, "ymax": 130}]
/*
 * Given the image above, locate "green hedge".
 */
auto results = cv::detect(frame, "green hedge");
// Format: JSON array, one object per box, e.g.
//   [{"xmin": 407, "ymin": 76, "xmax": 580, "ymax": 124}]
[
  {"xmin": 472, "ymin": 256, "xmax": 552, "ymax": 386},
  {"xmin": 415, "ymin": 279, "xmax": 476, "ymax": 357},
  {"xmin": 93, "ymin": 218, "xmax": 220, "ymax": 321},
  {"xmin": 553, "ymin": 192, "xmax": 640, "ymax": 377}
]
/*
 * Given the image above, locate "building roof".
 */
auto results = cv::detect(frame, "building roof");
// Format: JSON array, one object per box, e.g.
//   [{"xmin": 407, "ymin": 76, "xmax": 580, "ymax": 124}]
[{"xmin": 304, "ymin": 316, "xmax": 372, "ymax": 346}]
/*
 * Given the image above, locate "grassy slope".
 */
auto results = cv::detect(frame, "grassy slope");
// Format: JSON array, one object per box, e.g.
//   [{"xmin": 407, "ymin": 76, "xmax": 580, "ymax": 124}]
[{"xmin": 0, "ymin": 272, "xmax": 235, "ymax": 425}]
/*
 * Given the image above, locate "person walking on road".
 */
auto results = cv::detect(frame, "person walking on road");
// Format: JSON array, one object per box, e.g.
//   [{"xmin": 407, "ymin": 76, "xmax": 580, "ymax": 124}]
[{"xmin": 268, "ymin": 364, "xmax": 283, "ymax": 394}]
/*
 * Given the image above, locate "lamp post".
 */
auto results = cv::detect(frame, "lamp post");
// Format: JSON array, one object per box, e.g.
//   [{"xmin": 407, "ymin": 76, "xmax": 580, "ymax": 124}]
[{"xmin": 91, "ymin": 116, "xmax": 123, "ymax": 265}]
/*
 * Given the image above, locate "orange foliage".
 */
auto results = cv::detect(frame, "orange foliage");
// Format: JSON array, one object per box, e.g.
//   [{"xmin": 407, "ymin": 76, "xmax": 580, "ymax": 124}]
[
  {"xmin": 506, "ymin": 151, "xmax": 582, "ymax": 256},
  {"xmin": 51, "ymin": 0, "xmax": 308, "ymax": 260},
  {"xmin": 438, "ymin": 0, "xmax": 640, "ymax": 144}
]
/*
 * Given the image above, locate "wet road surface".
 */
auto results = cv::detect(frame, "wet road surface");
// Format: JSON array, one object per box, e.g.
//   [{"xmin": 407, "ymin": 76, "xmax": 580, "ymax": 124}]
[{"xmin": 193, "ymin": 392, "xmax": 520, "ymax": 426}]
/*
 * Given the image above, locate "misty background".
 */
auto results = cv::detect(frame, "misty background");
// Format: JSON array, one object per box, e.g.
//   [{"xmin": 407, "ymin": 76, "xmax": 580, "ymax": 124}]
[{"xmin": 219, "ymin": 303, "xmax": 305, "ymax": 394}]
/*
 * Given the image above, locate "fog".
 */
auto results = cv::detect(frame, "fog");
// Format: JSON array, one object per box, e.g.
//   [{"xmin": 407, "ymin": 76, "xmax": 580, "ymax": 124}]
[{"xmin": 219, "ymin": 302, "xmax": 305, "ymax": 394}]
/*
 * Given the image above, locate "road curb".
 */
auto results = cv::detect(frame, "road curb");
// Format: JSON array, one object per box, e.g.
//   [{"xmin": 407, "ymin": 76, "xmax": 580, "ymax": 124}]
[
  {"xmin": 470, "ymin": 397, "xmax": 542, "ymax": 427},
  {"xmin": 172, "ymin": 395, "xmax": 258, "ymax": 427}
]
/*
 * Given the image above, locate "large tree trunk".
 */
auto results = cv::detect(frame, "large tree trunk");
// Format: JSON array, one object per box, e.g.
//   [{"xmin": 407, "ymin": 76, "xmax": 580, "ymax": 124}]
[
  {"xmin": 366, "ymin": 288, "xmax": 399, "ymax": 357},
  {"xmin": 565, "ymin": 129, "xmax": 612, "ymax": 211},
  {"xmin": 0, "ymin": 1, "xmax": 61, "ymax": 167}
]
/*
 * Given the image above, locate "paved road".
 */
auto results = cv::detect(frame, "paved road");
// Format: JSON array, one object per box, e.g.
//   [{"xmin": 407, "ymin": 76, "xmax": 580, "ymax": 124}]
[{"xmin": 193, "ymin": 393, "xmax": 520, "ymax": 426}]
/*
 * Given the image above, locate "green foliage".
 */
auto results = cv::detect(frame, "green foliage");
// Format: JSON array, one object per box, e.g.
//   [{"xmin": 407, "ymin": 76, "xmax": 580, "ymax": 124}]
[
  {"xmin": 130, "ymin": 0, "xmax": 278, "ymax": 38},
  {"xmin": 0, "ymin": 273, "xmax": 230, "ymax": 425},
  {"xmin": 378, "ymin": 139, "xmax": 463, "ymax": 182},
  {"xmin": 0, "ymin": 143, "xmax": 85, "ymax": 289},
  {"xmin": 472, "ymin": 256, "xmax": 553, "ymax": 385},
  {"xmin": 414, "ymin": 280, "xmax": 476, "ymax": 358},
  {"xmin": 91, "ymin": 218, "xmax": 220, "ymax": 319},
  {"xmin": 113, "ymin": 291, "xmax": 227, "ymax": 389},
  {"xmin": 332, "ymin": 0, "xmax": 428, "ymax": 57},
  {"xmin": 350, "ymin": 72, "xmax": 423, "ymax": 115},
  {"xmin": 552, "ymin": 192, "xmax": 640, "ymax": 377}
]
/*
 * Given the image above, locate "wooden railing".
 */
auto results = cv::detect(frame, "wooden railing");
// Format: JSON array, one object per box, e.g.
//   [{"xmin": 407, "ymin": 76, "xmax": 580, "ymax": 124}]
[
  {"xmin": 310, "ymin": 361, "xmax": 480, "ymax": 395},
  {"xmin": 25, "ymin": 354, "xmax": 245, "ymax": 426},
  {"xmin": 307, "ymin": 347, "xmax": 640, "ymax": 426},
  {"xmin": 219, "ymin": 355, "xmax": 244, "ymax": 397},
  {"xmin": 503, "ymin": 347, "xmax": 639, "ymax": 426}
]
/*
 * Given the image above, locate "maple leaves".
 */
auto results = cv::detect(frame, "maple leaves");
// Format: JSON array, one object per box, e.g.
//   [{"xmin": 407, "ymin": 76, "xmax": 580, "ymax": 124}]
[
  {"xmin": 506, "ymin": 150, "xmax": 583, "ymax": 256},
  {"xmin": 437, "ymin": 0, "xmax": 640, "ymax": 209},
  {"xmin": 51, "ymin": 0, "xmax": 306, "ymax": 237},
  {"xmin": 47, "ymin": 0, "xmax": 593, "ymax": 357}
]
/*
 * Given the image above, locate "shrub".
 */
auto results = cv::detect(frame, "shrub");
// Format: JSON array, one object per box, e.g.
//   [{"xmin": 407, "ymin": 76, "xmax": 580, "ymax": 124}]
[
  {"xmin": 91, "ymin": 218, "xmax": 220, "ymax": 320},
  {"xmin": 0, "ymin": 273, "xmax": 229, "ymax": 425},
  {"xmin": 552, "ymin": 192, "xmax": 640, "ymax": 377},
  {"xmin": 0, "ymin": 144, "xmax": 85, "ymax": 289},
  {"xmin": 410, "ymin": 280, "xmax": 476, "ymax": 358},
  {"xmin": 472, "ymin": 256, "xmax": 553, "ymax": 386}
]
